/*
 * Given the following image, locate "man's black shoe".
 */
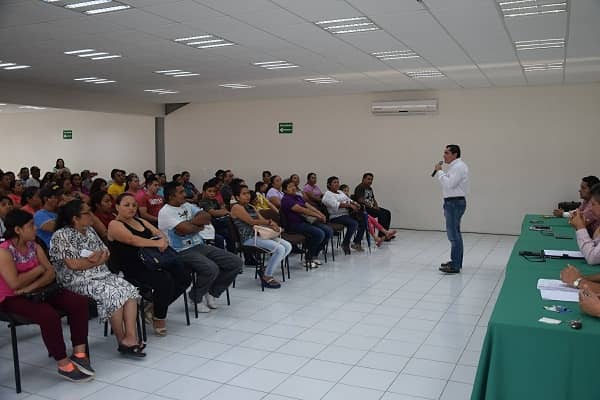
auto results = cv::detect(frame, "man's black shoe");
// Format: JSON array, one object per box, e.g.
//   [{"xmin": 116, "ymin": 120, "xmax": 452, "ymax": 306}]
[
  {"xmin": 440, "ymin": 261, "xmax": 452, "ymax": 267},
  {"xmin": 439, "ymin": 266, "xmax": 460, "ymax": 274}
]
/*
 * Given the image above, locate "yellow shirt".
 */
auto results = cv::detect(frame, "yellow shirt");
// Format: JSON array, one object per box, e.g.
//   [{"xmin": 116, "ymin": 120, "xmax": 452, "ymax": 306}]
[
  {"xmin": 255, "ymin": 193, "xmax": 271, "ymax": 210},
  {"xmin": 107, "ymin": 182, "xmax": 125, "ymax": 197}
]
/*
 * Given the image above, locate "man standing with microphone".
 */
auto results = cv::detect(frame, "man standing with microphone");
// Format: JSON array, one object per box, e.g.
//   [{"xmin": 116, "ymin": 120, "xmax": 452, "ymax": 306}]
[{"xmin": 433, "ymin": 145, "xmax": 470, "ymax": 274}]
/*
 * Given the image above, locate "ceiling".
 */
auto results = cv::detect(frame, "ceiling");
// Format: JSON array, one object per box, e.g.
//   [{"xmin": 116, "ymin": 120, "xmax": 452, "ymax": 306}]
[{"xmin": 0, "ymin": 0, "xmax": 598, "ymax": 112}]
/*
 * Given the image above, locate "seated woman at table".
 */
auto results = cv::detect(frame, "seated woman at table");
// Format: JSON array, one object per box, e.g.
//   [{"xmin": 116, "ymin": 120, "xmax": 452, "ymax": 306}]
[{"xmin": 568, "ymin": 183, "xmax": 600, "ymax": 265}]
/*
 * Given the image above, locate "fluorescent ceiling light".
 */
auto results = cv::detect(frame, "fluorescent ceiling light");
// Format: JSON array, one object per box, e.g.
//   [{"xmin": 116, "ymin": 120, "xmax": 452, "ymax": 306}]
[
  {"xmin": 0, "ymin": 63, "xmax": 16, "ymax": 67},
  {"xmin": 253, "ymin": 60, "xmax": 300, "ymax": 70},
  {"xmin": 515, "ymin": 38, "xmax": 565, "ymax": 50},
  {"xmin": 3, "ymin": 65, "xmax": 31, "ymax": 70},
  {"xmin": 91, "ymin": 55, "xmax": 121, "ymax": 60},
  {"xmin": 0, "ymin": 103, "xmax": 7, "ymax": 106},
  {"xmin": 253, "ymin": 61, "xmax": 288, "ymax": 65},
  {"xmin": 64, "ymin": 48, "xmax": 121, "ymax": 61},
  {"xmin": 500, "ymin": 1, "xmax": 566, "ymax": 17},
  {"xmin": 19, "ymin": 105, "xmax": 46, "ymax": 110},
  {"xmin": 372, "ymin": 50, "xmax": 420, "ymax": 61},
  {"xmin": 64, "ymin": 49, "xmax": 94, "ymax": 54},
  {"xmin": 266, "ymin": 65, "xmax": 300, "ymax": 70},
  {"xmin": 65, "ymin": 0, "xmax": 112, "ymax": 9},
  {"xmin": 315, "ymin": 17, "xmax": 367, "ymax": 24},
  {"xmin": 304, "ymin": 77, "xmax": 341, "ymax": 84},
  {"xmin": 315, "ymin": 16, "xmax": 380, "ymax": 35},
  {"xmin": 85, "ymin": 5, "xmax": 130, "ymax": 14},
  {"xmin": 154, "ymin": 69, "xmax": 199, "ymax": 78},
  {"xmin": 405, "ymin": 70, "xmax": 445, "ymax": 79},
  {"xmin": 74, "ymin": 76, "xmax": 116, "ymax": 84},
  {"xmin": 144, "ymin": 89, "xmax": 179, "ymax": 94},
  {"xmin": 219, "ymin": 83, "xmax": 254, "ymax": 89},
  {"xmin": 174, "ymin": 34, "xmax": 236, "ymax": 50},
  {"xmin": 522, "ymin": 62, "xmax": 564, "ymax": 72},
  {"xmin": 197, "ymin": 42, "xmax": 235, "ymax": 49}
]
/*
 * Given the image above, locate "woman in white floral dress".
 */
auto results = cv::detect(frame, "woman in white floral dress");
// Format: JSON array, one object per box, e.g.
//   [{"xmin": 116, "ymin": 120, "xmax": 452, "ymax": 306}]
[{"xmin": 49, "ymin": 200, "xmax": 146, "ymax": 357}]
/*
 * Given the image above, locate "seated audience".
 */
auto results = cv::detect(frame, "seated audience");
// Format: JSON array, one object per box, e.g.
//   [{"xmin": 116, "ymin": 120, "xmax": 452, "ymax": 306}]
[
  {"xmin": 107, "ymin": 169, "xmax": 126, "ymax": 199},
  {"xmin": 18, "ymin": 167, "xmax": 29, "ymax": 182},
  {"xmin": 198, "ymin": 179, "xmax": 235, "ymax": 253},
  {"xmin": 281, "ymin": 178, "xmax": 333, "ymax": 267},
  {"xmin": 0, "ymin": 209, "xmax": 94, "ymax": 382},
  {"xmin": 125, "ymin": 173, "xmax": 144, "ymax": 198},
  {"xmin": 568, "ymin": 183, "xmax": 600, "ymax": 265},
  {"xmin": 158, "ymin": 182, "xmax": 242, "ymax": 312},
  {"xmin": 340, "ymin": 184, "xmax": 396, "ymax": 246},
  {"xmin": 553, "ymin": 176, "xmax": 600, "ymax": 235},
  {"xmin": 254, "ymin": 181, "xmax": 277, "ymax": 211},
  {"xmin": 91, "ymin": 191, "xmax": 115, "ymax": 230},
  {"xmin": 262, "ymin": 170, "xmax": 272, "ymax": 186},
  {"xmin": 182, "ymin": 171, "xmax": 199, "ymax": 202},
  {"xmin": 266, "ymin": 175, "xmax": 284, "ymax": 209},
  {"xmin": 304, "ymin": 172, "xmax": 323, "ymax": 205},
  {"xmin": 156, "ymin": 173, "xmax": 167, "ymax": 197},
  {"xmin": 80, "ymin": 170, "xmax": 97, "ymax": 194},
  {"xmin": 20, "ymin": 187, "xmax": 42, "ymax": 215},
  {"xmin": 61, "ymin": 177, "xmax": 89, "ymax": 204},
  {"xmin": 52, "ymin": 158, "xmax": 71, "ymax": 176},
  {"xmin": 49, "ymin": 200, "xmax": 145, "ymax": 357},
  {"xmin": 0, "ymin": 195, "xmax": 13, "ymax": 237},
  {"xmin": 137, "ymin": 175, "xmax": 164, "ymax": 224},
  {"xmin": 220, "ymin": 170, "xmax": 235, "ymax": 206},
  {"xmin": 354, "ymin": 172, "xmax": 392, "ymax": 240},
  {"xmin": 290, "ymin": 174, "xmax": 305, "ymax": 199},
  {"xmin": 34, "ymin": 185, "xmax": 63, "ymax": 249},
  {"xmin": 322, "ymin": 176, "xmax": 365, "ymax": 254},
  {"xmin": 143, "ymin": 170, "xmax": 154, "ymax": 181},
  {"xmin": 8, "ymin": 179, "xmax": 24, "ymax": 209},
  {"xmin": 25, "ymin": 166, "xmax": 41, "ymax": 188},
  {"xmin": 108, "ymin": 193, "xmax": 191, "ymax": 336},
  {"xmin": 0, "ymin": 171, "xmax": 11, "ymax": 195},
  {"xmin": 231, "ymin": 185, "xmax": 291, "ymax": 288},
  {"xmin": 70, "ymin": 173, "xmax": 84, "ymax": 194},
  {"xmin": 41, "ymin": 172, "xmax": 57, "ymax": 188},
  {"xmin": 89, "ymin": 178, "xmax": 108, "ymax": 196}
]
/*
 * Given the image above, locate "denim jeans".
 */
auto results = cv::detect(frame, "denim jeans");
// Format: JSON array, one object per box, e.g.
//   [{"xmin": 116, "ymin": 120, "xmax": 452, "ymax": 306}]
[
  {"xmin": 243, "ymin": 237, "xmax": 292, "ymax": 276},
  {"xmin": 290, "ymin": 222, "xmax": 333, "ymax": 260},
  {"xmin": 330, "ymin": 214, "xmax": 365, "ymax": 245},
  {"xmin": 443, "ymin": 198, "xmax": 467, "ymax": 269}
]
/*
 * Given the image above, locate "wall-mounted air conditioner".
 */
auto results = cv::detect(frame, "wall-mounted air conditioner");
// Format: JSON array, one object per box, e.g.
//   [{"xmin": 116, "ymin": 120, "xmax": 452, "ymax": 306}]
[{"xmin": 371, "ymin": 99, "xmax": 438, "ymax": 115}]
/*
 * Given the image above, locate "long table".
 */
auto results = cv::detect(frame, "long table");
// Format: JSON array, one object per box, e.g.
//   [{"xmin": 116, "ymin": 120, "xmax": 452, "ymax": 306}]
[{"xmin": 471, "ymin": 215, "xmax": 600, "ymax": 400}]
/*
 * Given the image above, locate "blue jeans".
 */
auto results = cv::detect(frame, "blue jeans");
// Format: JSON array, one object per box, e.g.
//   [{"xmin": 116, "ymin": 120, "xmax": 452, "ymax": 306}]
[
  {"xmin": 330, "ymin": 214, "xmax": 365, "ymax": 245},
  {"xmin": 443, "ymin": 198, "xmax": 466, "ymax": 269},
  {"xmin": 291, "ymin": 222, "xmax": 333, "ymax": 260},
  {"xmin": 243, "ymin": 238, "xmax": 292, "ymax": 276}
]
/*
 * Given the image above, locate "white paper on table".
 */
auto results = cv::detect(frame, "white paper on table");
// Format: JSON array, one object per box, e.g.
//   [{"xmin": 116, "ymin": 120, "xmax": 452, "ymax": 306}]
[
  {"xmin": 537, "ymin": 279, "xmax": 572, "ymax": 291},
  {"xmin": 540, "ymin": 289, "xmax": 579, "ymax": 302},
  {"xmin": 543, "ymin": 250, "xmax": 585, "ymax": 259}
]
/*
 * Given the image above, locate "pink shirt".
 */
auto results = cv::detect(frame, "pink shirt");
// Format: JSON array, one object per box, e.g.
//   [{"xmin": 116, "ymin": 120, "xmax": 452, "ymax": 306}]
[
  {"xmin": 580, "ymin": 199, "xmax": 600, "ymax": 236},
  {"xmin": 0, "ymin": 241, "xmax": 38, "ymax": 302},
  {"xmin": 576, "ymin": 228, "xmax": 600, "ymax": 265},
  {"xmin": 303, "ymin": 184, "xmax": 322, "ymax": 198}
]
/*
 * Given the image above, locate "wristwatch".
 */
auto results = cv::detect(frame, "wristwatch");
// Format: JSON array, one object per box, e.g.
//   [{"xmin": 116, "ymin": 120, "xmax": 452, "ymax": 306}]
[{"xmin": 573, "ymin": 278, "xmax": 583, "ymax": 288}]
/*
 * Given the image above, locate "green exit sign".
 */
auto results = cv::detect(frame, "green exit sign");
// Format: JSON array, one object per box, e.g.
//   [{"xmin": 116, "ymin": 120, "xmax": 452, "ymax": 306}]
[
  {"xmin": 63, "ymin": 130, "xmax": 73, "ymax": 140},
  {"xmin": 279, "ymin": 122, "xmax": 293, "ymax": 134}
]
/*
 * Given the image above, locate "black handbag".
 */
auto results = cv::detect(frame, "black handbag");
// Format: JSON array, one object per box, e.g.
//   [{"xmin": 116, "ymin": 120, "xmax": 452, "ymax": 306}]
[
  {"xmin": 138, "ymin": 246, "xmax": 179, "ymax": 271},
  {"xmin": 22, "ymin": 281, "xmax": 60, "ymax": 303}
]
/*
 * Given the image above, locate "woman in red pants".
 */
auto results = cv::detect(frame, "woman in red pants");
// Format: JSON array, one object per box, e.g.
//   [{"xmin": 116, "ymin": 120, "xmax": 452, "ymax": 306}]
[{"xmin": 0, "ymin": 209, "xmax": 93, "ymax": 382}]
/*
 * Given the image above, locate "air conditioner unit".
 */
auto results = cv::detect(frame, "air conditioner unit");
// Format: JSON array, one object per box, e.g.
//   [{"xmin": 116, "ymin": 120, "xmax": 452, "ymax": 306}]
[{"xmin": 371, "ymin": 99, "xmax": 438, "ymax": 115}]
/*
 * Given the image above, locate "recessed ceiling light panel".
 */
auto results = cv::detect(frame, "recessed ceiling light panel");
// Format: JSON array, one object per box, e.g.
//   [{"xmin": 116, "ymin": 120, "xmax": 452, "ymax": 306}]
[
  {"xmin": 219, "ymin": 83, "xmax": 255, "ymax": 89},
  {"xmin": 405, "ymin": 70, "xmax": 445, "ymax": 79},
  {"xmin": 0, "ymin": 60, "xmax": 31, "ymax": 70},
  {"xmin": 315, "ymin": 16, "xmax": 380, "ymax": 34},
  {"xmin": 304, "ymin": 77, "xmax": 341, "ymax": 84},
  {"xmin": 144, "ymin": 89, "xmax": 179, "ymax": 94},
  {"xmin": 64, "ymin": 48, "xmax": 122, "ymax": 61},
  {"xmin": 522, "ymin": 62, "xmax": 564, "ymax": 72},
  {"xmin": 252, "ymin": 60, "xmax": 300, "ymax": 70},
  {"xmin": 515, "ymin": 38, "xmax": 565, "ymax": 50},
  {"xmin": 41, "ymin": 0, "xmax": 131, "ymax": 15},
  {"xmin": 74, "ymin": 76, "xmax": 116, "ymax": 84},
  {"xmin": 173, "ymin": 34, "xmax": 236, "ymax": 49},
  {"xmin": 499, "ymin": 0, "xmax": 567, "ymax": 18},
  {"xmin": 154, "ymin": 69, "xmax": 200, "ymax": 77},
  {"xmin": 371, "ymin": 50, "xmax": 420, "ymax": 61}
]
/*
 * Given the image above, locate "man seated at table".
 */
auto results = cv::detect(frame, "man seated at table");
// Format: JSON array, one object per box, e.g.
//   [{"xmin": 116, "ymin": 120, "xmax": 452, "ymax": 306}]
[
  {"xmin": 553, "ymin": 176, "xmax": 600, "ymax": 236},
  {"xmin": 560, "ymin": 264, "xmax": 600, "ymax": 318},
  {"xmin": 565, "ymin": 183, "xmax": 600, "ymax": 265}
]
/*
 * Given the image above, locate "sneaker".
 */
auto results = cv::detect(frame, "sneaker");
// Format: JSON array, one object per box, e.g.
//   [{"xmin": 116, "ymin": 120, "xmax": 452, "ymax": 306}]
[
  {"xmin": 69, "ymin": 355, "xmax": 95, "ymax": 376},
  {"xmin": 58, "ymin": 364, "xmax": 94, "ymax": 382},
  {"xmin": 351, "ymin": 243, "xmax": 365, "ymax": 252},
  {"xmin": 204, "ymin": 293, "xmax": 218, "ymax": 309},
  {"xmin": 195, "ymin": 301, "xmax": 212, "ymax": 313},
  {"xmin": 312, "ymin": 259, "xmax": 323, "ymax": 266}
]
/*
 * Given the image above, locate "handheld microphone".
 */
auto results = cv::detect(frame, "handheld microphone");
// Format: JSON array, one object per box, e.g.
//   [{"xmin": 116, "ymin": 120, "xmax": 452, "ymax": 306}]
[{"xmin": 431, "ymin": 161, "xmax": 443, "ymax": 177}]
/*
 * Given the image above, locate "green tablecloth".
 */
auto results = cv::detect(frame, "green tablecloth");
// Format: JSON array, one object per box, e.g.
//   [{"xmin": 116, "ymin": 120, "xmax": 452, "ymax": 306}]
[{"xmin": 471, "ymin": 215, "xmax": 600, "ymax": 400}]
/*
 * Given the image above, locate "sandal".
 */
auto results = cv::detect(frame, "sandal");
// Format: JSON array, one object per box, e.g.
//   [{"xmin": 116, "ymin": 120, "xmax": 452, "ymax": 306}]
[
  {"xmin": 117, "ymin": 343, "xmax": 146, "ymax": 358},
  {"xmin": 153, "ymin": 319, "xmax": 168, "ymax": 337},
  {"xmin": 262, "ymin": 277, "xmax": 281, "ymax": 289}
]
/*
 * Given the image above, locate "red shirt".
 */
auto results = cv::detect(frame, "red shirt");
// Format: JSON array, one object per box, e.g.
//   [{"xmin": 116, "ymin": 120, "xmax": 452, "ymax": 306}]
[
  {"xmin": 21, "ymin": 204, "xmax": 36, "ymax": 215},
  {"xmin": 138, "ymin": 192, "xmax": 164, "ymax": 218},
  {"xmin": 95, "ymin": 210, "xmax": 115, "ymax": 228}
]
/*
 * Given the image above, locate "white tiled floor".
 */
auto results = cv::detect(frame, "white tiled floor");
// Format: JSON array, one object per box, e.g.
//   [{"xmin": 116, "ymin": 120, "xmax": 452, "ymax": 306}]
[{"xmin": 0, "ymin": 230, "xmax": 514, "ymax": 400}]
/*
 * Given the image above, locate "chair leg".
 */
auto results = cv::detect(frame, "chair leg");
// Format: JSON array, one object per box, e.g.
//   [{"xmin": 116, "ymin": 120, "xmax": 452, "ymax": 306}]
[
  {"xmin": 103, "ymin": 320, "xmax": 108, "ymax": 337},
  {"xmin": 281, "ymin": 260, "xmax": 286, "ymax": 282},
  {"xmin": 10, "ymin": 323, "xmax": 21, "ymax": 394},
  {"xmin": 330, "ymin": 237, "xmax": 335, "ymax": 262},
  {"xmin": 226, "ymin": 287, "xmax": 231, "ymax": 306},
  {"xmin": 183, "ymin": 292, "xmax": 191, "ymax": 326},
  {"xmin": 139, "ymin": 298, "xmax": 147, "ymax": 343},
  {"xmin": 285, "ymin": 256, "xmax": 291, "ymax": 280}
]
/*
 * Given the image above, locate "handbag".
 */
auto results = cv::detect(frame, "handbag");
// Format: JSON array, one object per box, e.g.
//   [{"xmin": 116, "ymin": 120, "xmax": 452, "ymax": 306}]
[
  {"xmin": 138, "ymin": 246, "xmax": 179, "ymax": 271},
  {"xmin": 302, "ymin": 215, "xmax": 318, "ymax": 224},
  {"xmin": 253, "ymin": 225, "xmax": 281, "ymax": 241},
  {"xmin": 21, "ymin": 281, "xmax": 60, "ymax": 303}
]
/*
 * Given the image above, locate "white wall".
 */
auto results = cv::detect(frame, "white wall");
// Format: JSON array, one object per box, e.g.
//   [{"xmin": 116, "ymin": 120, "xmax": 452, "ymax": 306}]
[
  {"xmin": 165, "ymin": 83, "xmax": 600, "ymax": 235},
  {"xmin": 0, "ymin": 109, "xmax": 155, "ymax": 180}
]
